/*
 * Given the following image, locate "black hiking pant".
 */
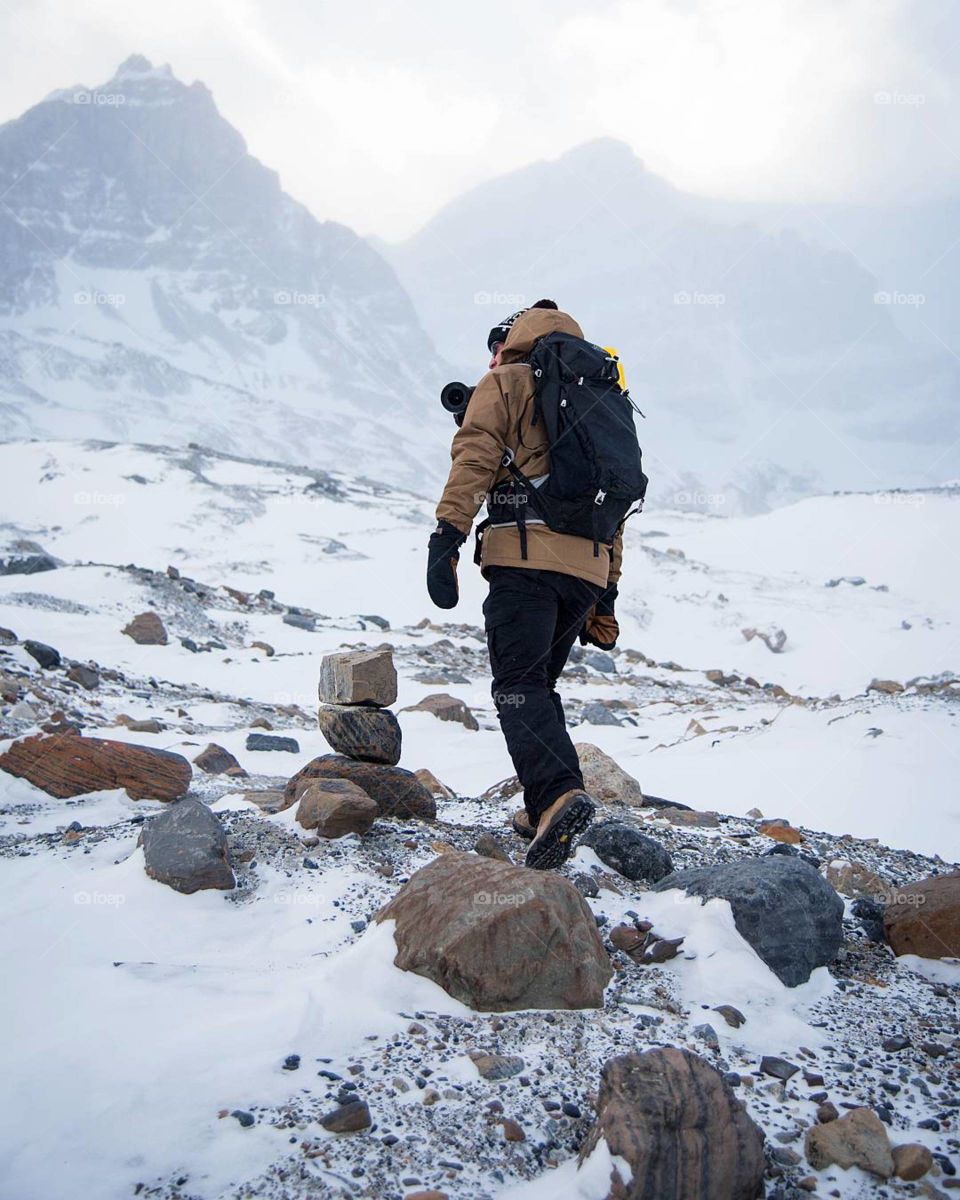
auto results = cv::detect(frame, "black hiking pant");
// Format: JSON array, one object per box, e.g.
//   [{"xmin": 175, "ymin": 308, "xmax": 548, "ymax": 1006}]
[{"xmin": 482, "ymin": 566, "xmax": 603, "ymax": 824}]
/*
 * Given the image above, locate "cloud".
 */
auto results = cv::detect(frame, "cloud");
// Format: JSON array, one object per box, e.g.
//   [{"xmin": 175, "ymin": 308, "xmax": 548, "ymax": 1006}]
[{"xmin": 0, "ymin": 0, "xmax": 956, "ymax": 238}]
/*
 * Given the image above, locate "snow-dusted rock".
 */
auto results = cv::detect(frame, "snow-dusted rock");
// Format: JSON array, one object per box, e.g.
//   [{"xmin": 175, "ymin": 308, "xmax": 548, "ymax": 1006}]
[
  {"xmin": 377, "ymin": 852, "xmax": 612, "ymax": 1011},
  {"xmin": 581, "ymin": 821, "xmax": 674, "ymax": 883},
  {"xmin": 578, "ymin": 1048, "xmax": 765, "ymax": 1200},
  {"xmin": 141, "ymin": 799, "xmax": 235, "ymax": 894},
  {"xmin": 652, "ymin": 856, "xmax": 844, "ymax": 986}
]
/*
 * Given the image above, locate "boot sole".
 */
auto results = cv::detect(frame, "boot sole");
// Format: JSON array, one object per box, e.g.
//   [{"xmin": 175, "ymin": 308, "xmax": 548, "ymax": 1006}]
[{"xmin": 525, "ymin": 796, "xmax": 595, "ymax": 871}]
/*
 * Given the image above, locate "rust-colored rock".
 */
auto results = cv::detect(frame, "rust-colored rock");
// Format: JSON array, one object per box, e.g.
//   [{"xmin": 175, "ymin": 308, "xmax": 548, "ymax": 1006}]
[
  {"xmin": 0, "ymin": 733, "xmax": 191, "ymax": 800},
  {"xmin": 376, "ymin": 852, "xmax": 612, "ymax": 1011},
  {"xmin": 284, "ymin": 754, "xmax": 435, "ymax": 821},
  {"xmin": 122, "ymin": 611, "xmax": 168, "ymax": 645},
  {"xmin": 883, "ymin": 871, "xmax": 960, "ymax": 960},
  {"xmin": 759, "ymin": 821, "xmax": 802, "ymax": 844},
  {"xmin": 578, "ymin": 1047, "xmax": 765, "ymax": 1200}
]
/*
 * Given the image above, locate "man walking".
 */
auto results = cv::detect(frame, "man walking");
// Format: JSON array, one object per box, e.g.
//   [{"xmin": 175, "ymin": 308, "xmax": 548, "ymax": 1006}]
[{"xmin": 427, "ymin": 300, "xmax": 638, "ymax": 870}]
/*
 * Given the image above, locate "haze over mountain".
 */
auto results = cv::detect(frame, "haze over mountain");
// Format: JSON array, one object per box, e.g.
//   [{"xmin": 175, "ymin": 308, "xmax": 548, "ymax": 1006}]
[
  {"xmin": 388, "ymin": 139, "xmax": 960, "ymax": 512},
  {"xmin": 0, "ymin": 56, "xmax": 450, "ymax": 488}
]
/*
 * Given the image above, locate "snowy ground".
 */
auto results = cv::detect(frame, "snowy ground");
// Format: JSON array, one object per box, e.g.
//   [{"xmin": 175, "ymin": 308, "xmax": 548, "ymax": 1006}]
[{"xmin": 0, "ymin": 439, "xmax": 958, "ymax": 1199}]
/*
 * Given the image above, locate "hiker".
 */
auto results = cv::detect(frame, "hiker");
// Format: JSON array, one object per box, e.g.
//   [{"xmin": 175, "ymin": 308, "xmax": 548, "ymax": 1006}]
[{"xmin": 427, "ymin": 300, "xmax": 646, "ymax": 870}]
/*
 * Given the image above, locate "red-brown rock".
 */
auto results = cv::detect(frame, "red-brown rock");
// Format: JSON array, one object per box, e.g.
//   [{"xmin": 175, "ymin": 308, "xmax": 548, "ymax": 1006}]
[
  {"xmin": 122, "ymin": 611, "xmax": 168, "ymax": 645},
  {"xmin": 376, "ymin": 852, "xmax": 611, "ymax": 1011},
  {"xmin": 883, "ymin": 871, "xmax": 960, "ymax": 960},
  {"xmin": 0, "ymin": 733, "xmax": 191, "ymax": 800},
  {"xmin": 579, "ymin": 1048, "xmax": 765, "ymax": 1200}
]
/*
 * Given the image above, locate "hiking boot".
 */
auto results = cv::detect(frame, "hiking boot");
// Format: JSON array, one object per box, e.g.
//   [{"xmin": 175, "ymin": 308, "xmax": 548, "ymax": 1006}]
[
  {"xmin": 525, "ymin": 789, "xmax": 596, "ymax": 871},
  {"xmin": 511, "ymin": 809, "xmax": 536, "ymax": 840}
]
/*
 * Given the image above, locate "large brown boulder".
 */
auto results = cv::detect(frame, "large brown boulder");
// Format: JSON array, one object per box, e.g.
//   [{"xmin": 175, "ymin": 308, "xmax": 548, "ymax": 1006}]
[
  {"xmin": 318, "ymin": 649, "xmax": 397, "ymax": 707},
  {"xmin": 284, "ymin": 754, "xmax": 435, "ymax": 820},
  {"xmin": 376, "ymin": 852, "xmax": 611, "ymax": 1011},
  {"xmin": 579, "ymin": 1048, "xmax": 765, "ymax": 1200},
  {"xmin": 317, "ymin": 703, "xmax": 402, "ymax": 764},
  {"xmin": 883, "ymin": 871, "xmax": 960, "ymax": 959},
  {"xmin": 0, "ymin": 733, "xmax": 191, "ymax": 800}
]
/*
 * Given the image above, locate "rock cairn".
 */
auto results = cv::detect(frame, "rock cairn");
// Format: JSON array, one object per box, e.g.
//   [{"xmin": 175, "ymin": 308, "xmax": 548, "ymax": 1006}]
[
  {"xmin": 289, "ymin": 648, "xmax": 435, "ymax": 835},
  {"xmin": 317, "ymin": 649, "xmax": 402, "ymax": 766}
]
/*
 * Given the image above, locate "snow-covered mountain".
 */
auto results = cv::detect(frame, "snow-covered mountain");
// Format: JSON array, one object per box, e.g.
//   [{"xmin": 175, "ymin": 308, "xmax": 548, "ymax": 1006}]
[
  {"xmin": 387, "ymin": 139, "xmax": 960, "ymax": 511},
  {"xmin": 0, "ymin": 56, "xmax": 451, "ymax": 488}
]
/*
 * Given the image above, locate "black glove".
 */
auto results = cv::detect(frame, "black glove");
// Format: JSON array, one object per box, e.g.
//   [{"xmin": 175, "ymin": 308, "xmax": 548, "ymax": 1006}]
[
  {"xmin": 427, "ymin": 520, "xmax": 466, "ymax": 609},
  {"xmin": 579, "ymin": 584, "xmax": 619, "ymax": 650}
]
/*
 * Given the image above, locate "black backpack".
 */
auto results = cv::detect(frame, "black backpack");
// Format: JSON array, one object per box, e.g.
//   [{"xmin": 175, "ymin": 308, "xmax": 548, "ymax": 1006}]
[{"xmin": 475, "ymin": 331, "xmax": 648, "ymax": 562}]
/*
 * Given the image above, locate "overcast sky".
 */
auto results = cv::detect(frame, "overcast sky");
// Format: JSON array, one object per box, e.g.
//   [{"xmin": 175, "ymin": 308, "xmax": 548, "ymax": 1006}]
[{"xmin": 1, "ymin": 0, "xmax": 957, "ymax": 239}]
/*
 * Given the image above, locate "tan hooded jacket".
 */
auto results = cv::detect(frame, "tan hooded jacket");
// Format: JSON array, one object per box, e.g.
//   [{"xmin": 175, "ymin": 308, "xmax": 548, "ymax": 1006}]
[{"xmin": 436, "ymin": 307, "xmax": 623, "ymax": 590}]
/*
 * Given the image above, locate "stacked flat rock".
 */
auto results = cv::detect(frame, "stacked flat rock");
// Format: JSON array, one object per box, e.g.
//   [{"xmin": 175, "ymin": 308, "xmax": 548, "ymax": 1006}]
[{"xmin": 317, "ymin": 649, "xmax": 402, "ymax": 766}]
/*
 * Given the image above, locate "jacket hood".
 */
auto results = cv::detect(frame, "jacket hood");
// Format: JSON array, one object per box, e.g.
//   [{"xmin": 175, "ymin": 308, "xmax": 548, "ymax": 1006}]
[{"xmin": 500, "ymin": 307, "xmax": 583, "ymax": 363}]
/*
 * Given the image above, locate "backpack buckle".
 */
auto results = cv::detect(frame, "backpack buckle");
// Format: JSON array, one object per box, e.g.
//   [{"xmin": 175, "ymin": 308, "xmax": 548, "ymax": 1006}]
[{"xmin": 594, "ymin": 489, "xmax": 606, "ymax": 504}]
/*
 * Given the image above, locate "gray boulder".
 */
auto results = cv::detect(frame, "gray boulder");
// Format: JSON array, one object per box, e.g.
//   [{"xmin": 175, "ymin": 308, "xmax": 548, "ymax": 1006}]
[
  {"xmin": 581, "ymin": 821, "xmax": 674, "ymax": 883},
  {"xmin": 318, "ymin": 703, "xmax": 402, "ymax": 764},
  {"xmin": 653, "ymin": 856, "xmax": 843, "ymax": 986},
  {"xmin": 142, "ymin": 799, "xmax": 235, "ymax": 894}
]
